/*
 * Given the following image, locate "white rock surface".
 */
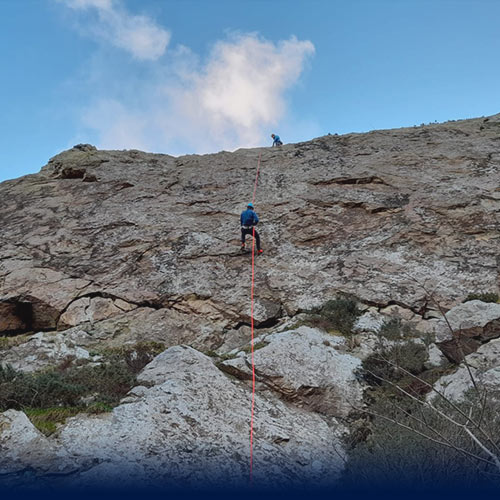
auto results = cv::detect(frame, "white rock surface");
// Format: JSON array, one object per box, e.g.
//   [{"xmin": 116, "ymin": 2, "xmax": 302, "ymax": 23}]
[
  {"xmin": 424, "ymin": 343, "xmax": 449, "ymax": 369},
  {"xmin": 435, "ymin": 300, "xmax": 500, "ymax": 342},
  {"xmin": 222, "ymin": 326, "xmax": 364, "ymax": 417},
  {"xmin": 0, "ymin": 331, "xmax": 94, "ymax": 372},
  {"xmin": 353, "ymin": 308, "xmax": 385, "ymax": 333},
  {"xmin": 431, "ymin": 339, "xmax": 500, "ymax": 402},
  {"xmin": 0, "ymin": 410, "xmax": 74, "ymax": 475},
  {"xmin": 1, "ymin": 346, "xmax": 346, "ymax": 488}
]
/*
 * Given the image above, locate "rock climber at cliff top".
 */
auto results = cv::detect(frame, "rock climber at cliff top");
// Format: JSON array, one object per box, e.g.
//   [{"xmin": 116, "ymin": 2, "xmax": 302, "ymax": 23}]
[
  {"xmin": 240, "ymin": 203, "xmax": 263, "ymax": 254},
  {"xmin": 271, "ymin": 133, "xmax": 283, "ymax": 146}
]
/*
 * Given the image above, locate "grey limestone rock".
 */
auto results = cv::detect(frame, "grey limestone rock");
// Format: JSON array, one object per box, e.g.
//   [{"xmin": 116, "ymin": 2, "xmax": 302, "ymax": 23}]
[
  {"xmin": 221, "ymin": 326, "xmax": 364, "ymax": 417},
  {"xmin": 431, "ymin": 339, "xmax": 500, "ymax": 402},
  {"xmin": 1, "ymin": 116, "xmax": 499, "ymax": 340},
  {"xmin": 1, "ymin": 346, "xmax": 347, "ymax": 488},
  {"xmin": 434, "ymin": 300, "xmax": 500, "ymax": 342}
]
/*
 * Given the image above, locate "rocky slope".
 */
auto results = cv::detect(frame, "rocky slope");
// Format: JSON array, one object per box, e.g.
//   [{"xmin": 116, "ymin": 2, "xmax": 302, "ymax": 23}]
[{"xmin": 0, "ymin": 114, "xmax": 499, "ymax": 488}]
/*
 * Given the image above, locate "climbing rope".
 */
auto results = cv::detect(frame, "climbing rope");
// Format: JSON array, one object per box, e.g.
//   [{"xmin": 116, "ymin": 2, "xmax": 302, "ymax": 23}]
[{"xmin": 249, "ymin": 152, "xmax": 261, "ymax": 483}]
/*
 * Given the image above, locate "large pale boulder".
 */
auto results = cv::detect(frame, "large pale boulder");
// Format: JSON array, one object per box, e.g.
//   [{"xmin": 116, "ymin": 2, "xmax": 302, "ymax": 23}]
[
  {"xmin": 221, "ymin": 326, "xmax": 364, "ymax": 417},
  {"xmin": 435, "ymin": 300, "xmax": 500, "ymax": 362},
  {"xmin": 0, "ymin": 346, "xmax": 347, "ymax": 489},
  {"xmin": 53, "ymin": 345, "xmax": 346, "ymax": 488},
  {"xmin": 431, "ymin": 338, "xmax": 500, "ymax": 402},
  {"xmin": 435, "ymin": 301, "xmax": 500, "ymax": 342}
]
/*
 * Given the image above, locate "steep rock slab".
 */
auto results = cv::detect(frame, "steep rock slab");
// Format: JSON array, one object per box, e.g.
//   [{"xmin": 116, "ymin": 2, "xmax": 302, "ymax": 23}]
[
  {"xmin": 1, "ymin": 268, "xmax": 92, "ymax": 333},
  {"xmin": 75, "ymin": 305, "xmax": 227, "ymax": 350},
  {"xmin": 58, "ymin": 296, "xmax": 137, "ymax": 328},
  {"xmin": 32, "ymin": 346, "xmax": 346, "ymax": 488},
  {"xmin": 1, "ymin": 116, "xmax": 499, "ymax": 340},
  {"xmin": 221, "ymin": 326, "xmax": 364, "ymax": 417}
]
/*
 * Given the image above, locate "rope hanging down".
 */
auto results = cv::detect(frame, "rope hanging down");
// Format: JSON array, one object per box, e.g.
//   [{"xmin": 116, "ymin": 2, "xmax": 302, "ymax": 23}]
[{"xmin": 249, "ymin": 152, "xmax": 261, "ymax": 483}]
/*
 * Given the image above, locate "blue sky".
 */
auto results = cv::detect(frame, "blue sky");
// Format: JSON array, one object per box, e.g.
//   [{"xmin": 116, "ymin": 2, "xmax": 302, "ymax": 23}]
[{"xmin": 1, "ymin": 0, "xmax": 499, "ymax": 182}]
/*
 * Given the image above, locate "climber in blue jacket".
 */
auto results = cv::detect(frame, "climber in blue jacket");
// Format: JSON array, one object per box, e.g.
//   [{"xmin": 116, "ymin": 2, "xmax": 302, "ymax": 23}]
[
  {"xmin": 271, "ymin": 133, "xmax": 283, "ymax": 147},
  {"xmin": 240, "ymin": 203, "xmax": 263, "ymax": 253}
]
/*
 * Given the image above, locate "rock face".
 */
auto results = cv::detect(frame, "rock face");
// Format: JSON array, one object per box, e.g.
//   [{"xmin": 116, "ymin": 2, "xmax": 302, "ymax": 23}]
[
  {"xmin": 0, "ymin": 347, "xmax": 346, "ymax": 488},
  {"xmin": 435, "ymin": 300, "xmax": 500, "ymax": 342},
  {"xmin": 0, "ymin": 330, "xmax": 94, "ymax": 372},
  {"xmin": 1, "ymin": 115, "xmax": 500, "ymax": 488},
  {"xmin": 1, "ymin": 116, "xmax": 499, "ymax": 336}
]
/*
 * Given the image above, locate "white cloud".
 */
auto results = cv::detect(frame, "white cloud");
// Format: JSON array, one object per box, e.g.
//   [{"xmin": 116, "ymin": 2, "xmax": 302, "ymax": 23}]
[
  {"xmin": 80, "ymin": 33, "xmax": 315, "ymax": 154},
  {"xmin": 63, "ymin": 0, "xmax": 113, "ymax": 9},
  {"xmin": 59, "ymin": 0, "xmax": 170, "ymax": 60},
  {"xmin": 178, "ymin": 34, "xmax": 315, "ymax": 147}
]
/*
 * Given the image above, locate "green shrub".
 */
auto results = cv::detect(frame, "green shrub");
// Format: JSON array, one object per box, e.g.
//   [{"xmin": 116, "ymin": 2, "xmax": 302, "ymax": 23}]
[
  {"xmin": 0, "ymin": 363, "xmax": 19, "ymax": 383},
  {"xmin": 463, "ymin": 292, "xmax": 498, "ymax": 303},
  {"xmin": 0, "ymin": 342, "xmax": 166, "ymax": 434},
  {"xmin": 378, "ymin": 318, "xmax": 415, "ymax": 341},
  {"xmin": 24, "ymin": 407, "xmax": 83, "ymax": 435},
  {"xmin": 0, "ymin": 351, "xmax": 143, "ymax": 411},
  {"xmin": 65, "ymin": 362, "xmax": 136, "ymax": 406},
  {"xmin": 362, "ymin": 341, "xmax": 427, "ymax": 387},
  {"xmin": 308, "ymin": 297, "xmax": 362, "ymax": 335},
  {"xmin": 0, "ymin": 367, "xmax": 87, "ymax": 410}
]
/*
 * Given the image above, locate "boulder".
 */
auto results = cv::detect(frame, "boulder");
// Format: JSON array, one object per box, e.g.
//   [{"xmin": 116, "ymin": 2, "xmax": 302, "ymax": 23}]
[
  {"xmin": 53, "ymin": 346, "xmax": 346, "ymax": 488},
  {"xmin": 431, "ymin": 339, "xmax": 500, "ymax": 402},
  {"xmin": 424, "ymin": 343, "xmax": 449, "ymax": 369},
  {"xmin": 0, "ymin": 410, "xmax": 74, "ymax": 476},
  {"xmin": 221, "ymin": 326, "xmax": 364, "ymax": 417},
  {"xmin": 435, "ymin": 300, "xmax": 500, "ymax": 342},
  {"xmin": 435, "ymin": 300, "xmax": 500, "ymax": 362}
]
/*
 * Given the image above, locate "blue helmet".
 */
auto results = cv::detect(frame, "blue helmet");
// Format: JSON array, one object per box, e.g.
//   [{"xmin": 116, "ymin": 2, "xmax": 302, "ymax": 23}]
[{"xmin": 247, "ymin": 202, "xmax": 254, "ymax": 208}]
